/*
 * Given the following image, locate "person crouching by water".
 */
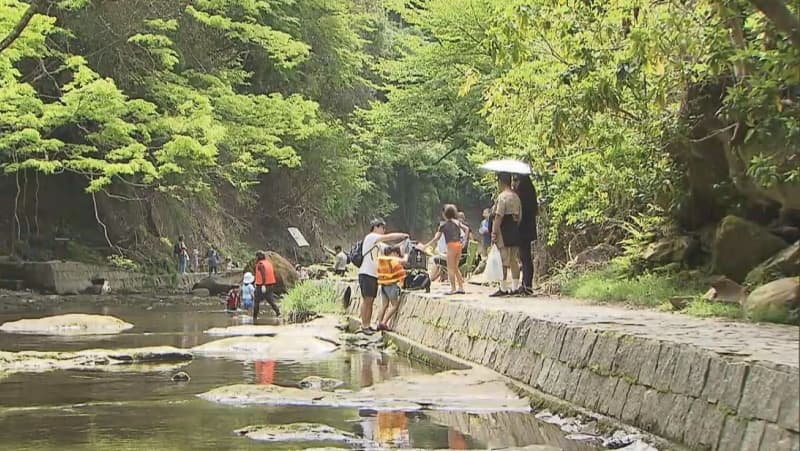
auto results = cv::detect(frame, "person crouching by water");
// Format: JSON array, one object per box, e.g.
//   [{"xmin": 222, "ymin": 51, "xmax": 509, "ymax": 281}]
[
  {"xmin": 254, "ymin": 250, "xmax": 280, "ymax": 322},
  {"xmin": 224, "ymin": 285, "xmax": 241, "ymax": 312},
  {"xmin": 358, "ymin": 218, "xmax": 409, "ymax": 335},
  {"xmin": 421, "ymin": 204, "xmax": 468, "ymax": 295},
  {"xmin": 376, "ymin": 245, "xmax": 408, "ymax": 331},
  {"xmin": 241, "ymin": 271, "xmax": 256, "ymax": 311}
]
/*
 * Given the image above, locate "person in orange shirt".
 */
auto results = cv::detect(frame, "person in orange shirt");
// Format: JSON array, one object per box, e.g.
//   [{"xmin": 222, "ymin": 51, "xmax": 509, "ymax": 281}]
[{"xmin": 253, "ymin": 250, "xmax": 280, "ymax": 322}]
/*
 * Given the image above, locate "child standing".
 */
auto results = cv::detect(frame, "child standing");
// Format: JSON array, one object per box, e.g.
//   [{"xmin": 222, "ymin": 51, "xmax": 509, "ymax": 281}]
[
  {"xmin": 376, "ymin": 245, "xmax": 407, "ymax": 331},
  {"xmin": 241, "ymin": 272, "xmax": 256, "ymax": 311},
  {"xmin": 421, "ymin": 204, "xmax": 468, "ymax": 295},
  {"xmin": 224, "ymin": 286, "xmax": 241, "ymax": 312}
]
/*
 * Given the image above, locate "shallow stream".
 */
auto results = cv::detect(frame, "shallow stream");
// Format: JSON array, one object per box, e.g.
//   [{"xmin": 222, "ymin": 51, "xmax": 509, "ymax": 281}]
[{"xmin": 0, "ymin": 293, "xmax": 600, "ymax": 450}]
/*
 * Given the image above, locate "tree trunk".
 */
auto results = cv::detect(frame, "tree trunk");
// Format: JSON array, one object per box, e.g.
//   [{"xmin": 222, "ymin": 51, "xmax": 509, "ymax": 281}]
[{"xmin": 749, "ymin": 0, "xmax": 800, "ymax": 49}]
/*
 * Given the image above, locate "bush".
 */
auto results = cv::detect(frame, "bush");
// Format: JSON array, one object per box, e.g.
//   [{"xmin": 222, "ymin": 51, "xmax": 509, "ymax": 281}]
[{"xmin": 280, "ymin": 280, "xmax": 342, "ymax": 323}]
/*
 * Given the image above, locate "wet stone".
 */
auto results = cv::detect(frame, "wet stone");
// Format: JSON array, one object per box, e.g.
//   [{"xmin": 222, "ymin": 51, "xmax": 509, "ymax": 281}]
[
  {"xmin": 741, "ymin": 420, "xmax": 767, "ymax": 451},
  {"xmin": 595, "ymin": 377, "xmax": 619, "ymax": 417},
  {"xmin": 718, "ymin": 416, "xmax": 747, "ymax": 451},
  {"xmin": 663, "ymin": 394, "xmax": 693, "ymax": 442},
  {"xmin": 621, "ymin": 384, "xmax": 645, "ymax": 424},
  {"xmin": 607, "ymin": 378, "xmax": 631, "ymax": 419},
  {"xmin": 759, "ymin": 423, "xmax": 797, "ymax": 451},
  {"xmin": 739, "ymin": 365, "xmax": 783, "ymax": 423},
  {"xmin": 611, "ymin": 336, "xmax": 648, "ymax": 383},
  {"xmin": 777, "ymin": 371, "xmax": 800, "ymax": 432},
  {"xmin": 670, "ymin": 346, "xmax": 710, "ymax": 397},
  {"xmin": 652, "ymin": 342, "xmax": 678, "ymax": 392},
  {"xmin": 702, "ymin": 356, "xmax": 727, "ymax": 403},
  {"xmin": 235, "ymin": 422, "xmax": 376, "ymax": 448},
  {"xmin": 720, "ymin": 361, "xmax": 749, "ymax": 413},
  {"xmin": 534, "ymin": 358, "xmax": 554, "ymax": 390},
  {"xmin": 587, "ymin": 332, "xmax": 618, "ymax": 375}
]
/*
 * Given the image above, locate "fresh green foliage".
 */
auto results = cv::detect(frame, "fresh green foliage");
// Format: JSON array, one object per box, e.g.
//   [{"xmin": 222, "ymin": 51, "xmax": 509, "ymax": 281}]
[
  {"xmin": 683, "ymin": 299, "xmax": 744, "ymax": 320},
  {"xmin": 280, "ymin": 280, "xmax": 343, "ymax": 323},
  {"xmin": 562, "ymin": 264, "xmax": 705, "ymax": 307}
]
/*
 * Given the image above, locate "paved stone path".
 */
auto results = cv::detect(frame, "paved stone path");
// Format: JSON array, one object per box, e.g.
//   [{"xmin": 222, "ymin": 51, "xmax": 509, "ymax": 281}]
[{"xmin": 425, "ymin": 282, "xmax": 798, "ymax": 370}]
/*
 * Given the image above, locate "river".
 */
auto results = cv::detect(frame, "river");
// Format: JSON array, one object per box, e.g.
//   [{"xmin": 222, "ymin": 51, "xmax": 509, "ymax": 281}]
[{"xmin": 0, "ymin": 292, "xmax": 600, "ymax": 450}]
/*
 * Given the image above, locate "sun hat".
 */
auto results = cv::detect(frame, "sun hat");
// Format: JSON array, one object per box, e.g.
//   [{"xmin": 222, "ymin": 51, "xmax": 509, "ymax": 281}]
[{"xmin": 243, "ymin": 272, "xmax": 255, "ymax": 284}]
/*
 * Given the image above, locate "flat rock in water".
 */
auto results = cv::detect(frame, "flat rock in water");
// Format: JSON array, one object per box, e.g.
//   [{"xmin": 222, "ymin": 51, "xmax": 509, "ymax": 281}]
[
  {"xmin": 298, "ymin": 376, "xmax": 345, "ymax": 391},
  {"xmin": 195, "ymin": 316, "xmax": 341, "ymax": 360},
  {"xmin": 192, "ymin": 335, "xmax": 338, "ymax": 360},
  {"xmin": 200, "ymin": 368, "xmax": 530, "ymax": 413},
  {"xmin": 0, "ymin": 346, "xmax": 192, "ymax": 375},
  {"xmin": 0, "ymin": 314, "xmax": 133, "ymax": 335},
  {"xmin": 235, "ymin": 423, "xmax": 377, "ymax": 448}
]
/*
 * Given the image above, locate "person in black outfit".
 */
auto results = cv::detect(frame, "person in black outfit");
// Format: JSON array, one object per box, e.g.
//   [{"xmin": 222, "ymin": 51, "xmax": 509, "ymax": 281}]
[{"xmin": 515, "ymin": 174, "xmax": 538, "ymax": 295}]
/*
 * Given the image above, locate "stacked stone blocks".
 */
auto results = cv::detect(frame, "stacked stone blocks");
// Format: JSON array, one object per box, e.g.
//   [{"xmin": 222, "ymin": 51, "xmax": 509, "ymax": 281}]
[{"xmin": 345, "ymin": 285, "xmax": 799, "ymax": 451}]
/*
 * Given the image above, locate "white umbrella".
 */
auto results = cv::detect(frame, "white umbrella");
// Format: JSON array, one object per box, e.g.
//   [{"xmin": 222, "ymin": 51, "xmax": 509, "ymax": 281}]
[{"xmin": 479, "ymin": 159, "xmax": 531, "ymax": 175}]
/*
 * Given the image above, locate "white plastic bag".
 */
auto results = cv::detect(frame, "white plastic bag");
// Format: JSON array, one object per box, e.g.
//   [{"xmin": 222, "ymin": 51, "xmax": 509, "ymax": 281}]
[{"xmin": 484, "ymin": 245, "xmax": 504, "ymax": 282}]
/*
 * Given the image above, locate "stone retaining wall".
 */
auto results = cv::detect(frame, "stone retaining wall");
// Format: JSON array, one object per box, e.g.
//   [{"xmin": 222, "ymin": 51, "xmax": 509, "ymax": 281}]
[
  {"xmin": 0, "ymin": 260, "xmax": 241, "ymax": 294},
  {"xmin": 343, "ymin": 283, "xmax": 799, "ymax": 451}
]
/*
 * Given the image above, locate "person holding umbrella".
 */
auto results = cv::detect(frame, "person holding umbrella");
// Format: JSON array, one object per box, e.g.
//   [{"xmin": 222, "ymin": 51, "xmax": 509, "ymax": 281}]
[{"xmin": 489, "ymin": 172, "xmax": 522, "ymax": 296}]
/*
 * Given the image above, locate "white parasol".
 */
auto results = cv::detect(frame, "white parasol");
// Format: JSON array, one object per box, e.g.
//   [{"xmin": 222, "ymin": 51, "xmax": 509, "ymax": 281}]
[{"xmin": 479, "ymin": 159, "xmax": 531, "ymax": 175}]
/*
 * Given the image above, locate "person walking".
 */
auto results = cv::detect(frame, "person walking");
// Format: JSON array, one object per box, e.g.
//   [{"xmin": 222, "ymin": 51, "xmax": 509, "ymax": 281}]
[
  {"xmin": 421, "ymin": 205, "xmax": 468, "ymax": 295},
  {"xmin": 490, "ymin": 172, "xmax": 522, "ymax": 297},
  {"xmin": 253, "ymin": 250, "xmax": 280, "ymax": 321},
  {"xmin": 357, "ymin": 218, "xmax": 409, "ymax": 335},
  {"xmin": 515, "ymin": 174, "xmax": 539, "ymax": 295},
  {"xmin": 375, "ymin": 245, "xmax": 408, "ymax": 331}
]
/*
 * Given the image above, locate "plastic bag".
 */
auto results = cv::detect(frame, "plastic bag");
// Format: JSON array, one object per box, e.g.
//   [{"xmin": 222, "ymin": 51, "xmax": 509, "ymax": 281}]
[{"xmin": 484, "ymin": 245, "xmax": 504, "ymax": 282}]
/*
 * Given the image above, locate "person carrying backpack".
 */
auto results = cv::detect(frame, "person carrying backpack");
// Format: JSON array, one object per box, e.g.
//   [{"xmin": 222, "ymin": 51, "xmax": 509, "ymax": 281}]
[{"xmin": 353, "ymin": 218, "xmax": 409, "ymax": 335}]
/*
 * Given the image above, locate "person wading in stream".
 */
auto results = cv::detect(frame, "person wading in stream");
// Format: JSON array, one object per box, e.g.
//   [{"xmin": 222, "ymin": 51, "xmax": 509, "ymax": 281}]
[
  {"xmin": 253, "ymin": 250, "xmax": 280, "ymax": 322},
  {"xmin": 356, "ymin": 219, "xmax": 409, "ymax": 335}
]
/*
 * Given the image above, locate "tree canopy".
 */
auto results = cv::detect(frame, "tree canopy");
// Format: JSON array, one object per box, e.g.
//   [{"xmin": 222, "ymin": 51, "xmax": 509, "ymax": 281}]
[{"xmin": 1, "ymin": 0, "xmax": 797, "ymax": 264}]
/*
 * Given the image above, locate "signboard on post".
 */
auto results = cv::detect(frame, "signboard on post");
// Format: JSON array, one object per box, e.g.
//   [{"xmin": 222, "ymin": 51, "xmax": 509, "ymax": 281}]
[{"xmin": 287, "ymin": 227, "xmax": 310, "ymax": 247}]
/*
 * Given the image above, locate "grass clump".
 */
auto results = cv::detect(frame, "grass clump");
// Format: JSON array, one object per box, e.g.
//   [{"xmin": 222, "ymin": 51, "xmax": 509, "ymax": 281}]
[
  {"xmin": 684, "ymin": 299, "xmax": 743, "ymax": 319},
  {"xmin": 562, "ymin": 264, "xmax": 705, "ymax": 308},
  {"xmin": 280, "ymin": 280, "xmax": 343, "ymax": 323}
]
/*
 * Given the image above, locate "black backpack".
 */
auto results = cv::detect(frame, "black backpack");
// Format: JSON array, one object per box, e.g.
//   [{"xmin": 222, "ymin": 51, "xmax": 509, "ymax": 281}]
[
  {"xmin": 173, "ymin": 243, "xmax": 181, "ymax": 255},
  {"xmin": 348, "ymin": 240, "xmax": 364, "ymax": 267}
]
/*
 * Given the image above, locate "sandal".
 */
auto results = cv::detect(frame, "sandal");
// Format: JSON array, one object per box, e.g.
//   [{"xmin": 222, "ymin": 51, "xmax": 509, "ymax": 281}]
[{"xmin": 455, "ymin": 289, "xmax": 466, "ymax": 294}]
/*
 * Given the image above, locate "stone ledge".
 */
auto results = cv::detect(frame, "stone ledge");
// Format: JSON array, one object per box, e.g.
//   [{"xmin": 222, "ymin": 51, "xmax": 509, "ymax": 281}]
[{"xmin": 340, "ymin": 281, "xmax": 800, "ymax": 451}]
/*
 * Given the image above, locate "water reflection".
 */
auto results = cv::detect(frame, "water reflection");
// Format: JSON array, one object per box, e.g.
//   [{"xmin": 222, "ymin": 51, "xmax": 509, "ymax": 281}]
[{"xmin": 0, "ymin": 295, "xmax": 601, "ymax": 450}]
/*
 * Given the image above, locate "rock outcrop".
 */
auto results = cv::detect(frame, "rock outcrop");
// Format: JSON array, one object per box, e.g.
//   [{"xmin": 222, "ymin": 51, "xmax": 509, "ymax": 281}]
[
  {"xmin": 0, "ymin": 314, "xmax": 133, "ymax": 335},
  {"xmin": 298, "ymin": 376, "xmax": 344, "ymax": 392},
  {"xmin": 711, "ymin": 215, "xmax": 787, "ymax": 282},
  {"xmin": 199, "ymin": 368, "xmax": 531, "ymax": 413},
  {"xmin": 744, "ymin": 277, "xmax": 800, "ymax": 325},
  {"xmin": 641, "ymin": 236, "xmax": 696, "ymax": 265},
  {"xmin": 191, "ymin": 278, "xmax": 236, "ymax": 296},
  {"xmin": 745, "ymin": 242, "xmax": 800, "ymax": 287},
  {"xmin": 0, "ymin": 346, "xmax": 192, "ymax": 375},
  {"xmin": 235, "ymin": 423, "xmax": 377, "ymax": 447}
]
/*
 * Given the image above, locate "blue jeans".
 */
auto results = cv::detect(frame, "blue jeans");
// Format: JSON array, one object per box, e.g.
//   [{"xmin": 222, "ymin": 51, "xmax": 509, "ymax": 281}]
[{"xmin": 178, "ymin": 255, "xmax": 188, "ymax": 273}]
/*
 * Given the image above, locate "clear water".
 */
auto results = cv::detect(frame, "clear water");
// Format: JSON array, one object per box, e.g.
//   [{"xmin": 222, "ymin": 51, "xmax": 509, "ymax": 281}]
[{"xmin": 0, "ymin": 294, "xmax": 599, "ymax": 450}]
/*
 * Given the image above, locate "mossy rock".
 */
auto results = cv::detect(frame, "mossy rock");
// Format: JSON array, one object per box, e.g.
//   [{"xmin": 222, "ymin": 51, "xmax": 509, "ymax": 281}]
[
  {"xmin": 744, "ymin": 242, "xmax": 800, "ymax": 287},
  {"xmin": 710, "ymin": 216, "xmax": 787, "ymax": 282},
  {"xmin": 743, "ymin": 277, "xmax": 800, "ymax": 325}
]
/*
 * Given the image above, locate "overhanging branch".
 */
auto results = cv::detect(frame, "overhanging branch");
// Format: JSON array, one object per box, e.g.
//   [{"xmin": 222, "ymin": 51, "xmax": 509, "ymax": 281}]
[{"xmin": 0, "ymin": 1, "xmax": 42, "ymax": 55}]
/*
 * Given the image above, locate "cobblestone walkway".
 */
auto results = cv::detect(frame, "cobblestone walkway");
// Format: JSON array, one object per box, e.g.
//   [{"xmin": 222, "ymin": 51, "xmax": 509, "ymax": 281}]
[{"xmin": 427, "ymin": 282, "xmax": 799, "ymax": 369}]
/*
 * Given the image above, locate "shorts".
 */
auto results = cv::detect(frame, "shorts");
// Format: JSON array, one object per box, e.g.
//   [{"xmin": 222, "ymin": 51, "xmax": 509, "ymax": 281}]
[
  {"xmin": 447, "ymin": 241, "xmax": 463, "ymax": 254},
  {"xmin": 358, "ymin": 274, "xmax": 378, "ymax": 299},
  {"xmin": 499, "ymin": 246, "xmax": 519, "ymax": 267},
  {"xmin": 381, "ymin": 284, "xmax": 401, "ymax": 301},
  {"xmin": 254, "ymin": 285, "xmax": 275, "ymax": 303}
]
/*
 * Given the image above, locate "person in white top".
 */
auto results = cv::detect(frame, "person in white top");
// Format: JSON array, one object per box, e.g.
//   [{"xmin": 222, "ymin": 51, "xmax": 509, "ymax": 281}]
[{"xmin": 358, "ymin": 218, "xmax": 409, "ymax": 335}]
